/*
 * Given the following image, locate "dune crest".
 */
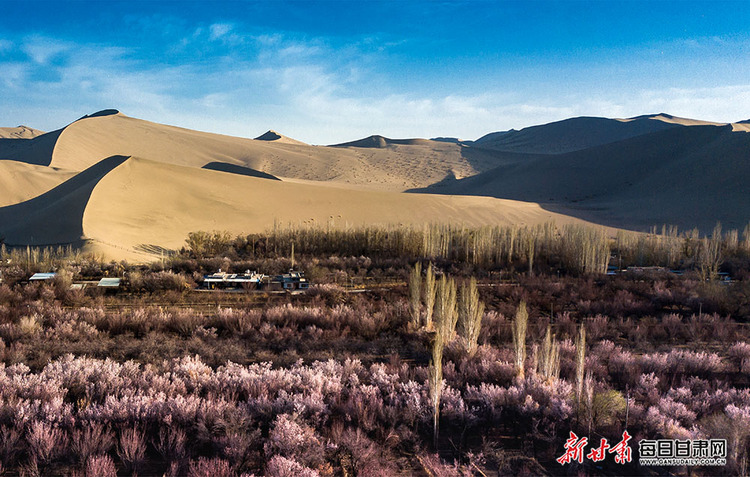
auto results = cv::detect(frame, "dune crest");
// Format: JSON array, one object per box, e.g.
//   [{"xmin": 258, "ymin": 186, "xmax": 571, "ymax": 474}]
[
  {"xmin": 254, "ymin": 130, "xmax": 308, "ymax": 145},
  {"xmin": 331, "ymin": 135, "xmax": 434, "ymax": 148}
]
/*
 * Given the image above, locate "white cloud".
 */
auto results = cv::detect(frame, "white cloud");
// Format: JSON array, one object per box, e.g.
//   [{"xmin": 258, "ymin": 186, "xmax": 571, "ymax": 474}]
[
  {"xmin": 21, "ymin": 36, "xmax": 71, "ymax": 64},
  {"xmin": 209, "ymin": 23, "xmax": 233, "ymax": 41},
  {"xmin": 631, "ymin": 85, "xmax": 750, "ymax": 123},
  {"xmin": 3, "ymin": 23, "xmax": 750, "ymax": 145}
]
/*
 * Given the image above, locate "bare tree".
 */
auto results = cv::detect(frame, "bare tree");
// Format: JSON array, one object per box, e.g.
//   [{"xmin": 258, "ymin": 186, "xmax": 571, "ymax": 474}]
[
  {"xmin": 512, "ymin": 301, "xmax": 529, "ymax": 379},
  {"xmin": 699, "ymin": 222, "xmax": 723, "ymax": 280},
  {"xmin": 429, "ymin": 275, "xmax": 457, "ymax": 448},
  {"xmin": 575, "ymin": 324, "xmax": 587, "ymax": 402},
  {"xmin": 458, "ymin": 277, "xmax": 484, "ymax": 356},
  {"xmin": 423, "ymin": 263, "xmax": 436, "ymax": 330},
  {"xmin": 408, "ymin": 262, "xmax": 422, "ymax": 330}
]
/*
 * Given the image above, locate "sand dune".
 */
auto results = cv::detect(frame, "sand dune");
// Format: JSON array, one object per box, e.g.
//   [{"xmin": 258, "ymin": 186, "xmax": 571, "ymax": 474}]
[
  {"xmin": 0, "ymin": 160, "xmax": 76, "ymax": 207},
  {"xmin": 79, "ymin": 157, "xmax": 587, "ymax": 260},
  {"xmin": 420, "ymin": 124, "xmax": 750, "ymax": 232},
  {"xmin": 473, "ymin": 115, "xmax": 680, "ymax": 154},
  {"xmin": 0, "ymin": 126, "xmax": 45, "ymax": 139},
  {"xmin": 18, "ymin": 110, "xmax": 508, "ymax": 190},
  {"xmin": 331, "ymin": 135, "xmax": 435, "ymax": 148},
  {"xmin": 1, "ymin": 109, "xmax": 745, "ymax": 260},
  {"xmin": 625, "ymin": 113, "xmax": 726, "ymax": 127}
]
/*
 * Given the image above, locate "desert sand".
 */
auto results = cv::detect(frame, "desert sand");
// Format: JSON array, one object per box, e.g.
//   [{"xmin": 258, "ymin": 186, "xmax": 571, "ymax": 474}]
[
  {"xmin": 424, "ymin": 116, "xmax": 750, "ymax": 232},
  {"xmin": 82, "ymin": 157, "xmax": 586, "ymax": 261},
  {"xmin": 0, "ymin": 111, "xmax": 592, "ymax": 261},
  {"xmin": 0, "ymin": 109, "xmax": 746, "ymax": 261},
  {"xmin": 43, "ymin": 110, "xmax": 510, "ymax": 190},
  {"xmin": 0, "ymin": 126, "xmax": 45, "ymax": 139}
]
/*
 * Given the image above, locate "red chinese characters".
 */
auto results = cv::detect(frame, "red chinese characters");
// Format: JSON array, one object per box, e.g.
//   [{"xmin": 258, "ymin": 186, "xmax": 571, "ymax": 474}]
[
  {"xmin": 587, "ymin": 438, "xmax": 610, "ymax": 462},
  {"xmin": 558, "ymin": 431, "xmax": 632, "ymax": 465},
  {"xmin": 557, "ymin": 432, "xmax": 588, "ymax": 465},
  {"xmin": 610, "ymin": 431, "xmax": 633, "ymax": 464}
]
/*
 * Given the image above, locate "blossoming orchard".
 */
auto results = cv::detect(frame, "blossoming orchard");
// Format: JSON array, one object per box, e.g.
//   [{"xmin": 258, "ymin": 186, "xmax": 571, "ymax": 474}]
[{"xmin": 0, "ymin": 225, "xmax": 749, "ymax": 475}]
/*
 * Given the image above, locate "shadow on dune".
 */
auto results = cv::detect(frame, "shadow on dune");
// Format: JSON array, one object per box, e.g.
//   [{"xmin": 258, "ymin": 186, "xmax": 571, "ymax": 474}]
[
  {"xmin": 0, "ymin": 155, "xmax": 129, "ymax": 246},
  {"xmin": 0, "ymin": 128, "xmax": 64, "ymax": 166},
  {"xmin": 410, "ymin": 125, "xmax": 750, "ymax": 234},
  {"xmin": 79, "ymin": 109, "xmax": 119, "ymax": 119},
  {"xmin": 0, "ymin": 110, "xmax": 120, "ymax": 168},
  {"xmin": 202, "ymin": 162, "xmax": 281, "ymax": 180}
]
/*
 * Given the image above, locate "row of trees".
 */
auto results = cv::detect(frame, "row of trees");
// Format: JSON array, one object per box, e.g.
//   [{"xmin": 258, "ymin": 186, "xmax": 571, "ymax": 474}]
[
  {"xmin": 408, "ymin": 262, "xmax": 591, "ymax": 451},
  {"xmin": 408, "ymin": 263, "xmax": 486, "ymax": 446},
  {"xmin": 181, "ymin": 221, "xmax": 750, "ymax": 276},
  {"xmin": 1, "ymin": 220, "xmax": 746, "ymax": 279}
]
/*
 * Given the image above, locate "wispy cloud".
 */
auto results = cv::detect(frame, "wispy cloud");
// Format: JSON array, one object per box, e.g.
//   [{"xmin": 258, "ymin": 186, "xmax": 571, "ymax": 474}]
[
  {"xmin": 1, "ymin": 14, "xmax": 750, "ymax": 143},
  {"xmin": 631, "ymin": 85, "xmax": 750, "ymax": 123},
  {"xmin": 209, "ymin": 23, "xmax": 233, "ymax": 41},
  {"xmin": 21, "ymin": 36, "xmax": 72, "ymax": 65}
]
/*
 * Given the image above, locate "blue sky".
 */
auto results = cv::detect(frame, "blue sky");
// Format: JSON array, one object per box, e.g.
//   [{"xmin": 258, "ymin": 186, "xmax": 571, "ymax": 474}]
[{"xmin": 1, "ymin": 1, "xmax": 749, "ymax": 144}]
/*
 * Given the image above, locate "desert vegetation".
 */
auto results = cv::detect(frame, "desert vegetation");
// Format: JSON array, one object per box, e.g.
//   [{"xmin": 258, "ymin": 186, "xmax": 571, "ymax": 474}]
[
  {"xmin": 0, "ymin": 223, "xmax": 749, "ymax": 475},
  {"xmin": 177, "ymin": 222, "xmax": 750, "ymax": 277}
]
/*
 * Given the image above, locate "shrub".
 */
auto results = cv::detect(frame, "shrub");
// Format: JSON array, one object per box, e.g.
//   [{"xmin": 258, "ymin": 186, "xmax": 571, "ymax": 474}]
[
  {"xmin": 84, "ymin": 454, "xmax": 117, "ymax": 477},
  {"xmin": 265, "ymin": 455, "xmax": 319, "ymax": 477},
  {"xmin": 264, "ymin": 414, "xmax": 323, "ymax": 468},
  {"xmin": 188, "ymin": 457, "xmax": 235, "ymax": 477},
  {"xmin": 117, "ymin": 427, "xmax": 146, "ymax": 472},
  {"xmin": 458, "ymin": 277, "xmax": 484, "ymax": 357},
  {"xmin": 71, "ymin": 422, "xmax": 115, "ymax": 463}
]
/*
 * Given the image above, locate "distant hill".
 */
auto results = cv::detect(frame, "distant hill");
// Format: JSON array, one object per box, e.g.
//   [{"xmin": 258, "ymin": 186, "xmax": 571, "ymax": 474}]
[
  {"xmin": 330, "ymin": 135, "xmax": 434, "ymax": 148},
  {"xmin": 0, "ymin": 126, "xmax": 46, "ymax": 139},
  {"xmin": 472, "ymin": 115, "xmax": 684, "ymax": 154},
  {"xmin": 419, "ymin": 122, "xmax": 750, "ymax": 232}
]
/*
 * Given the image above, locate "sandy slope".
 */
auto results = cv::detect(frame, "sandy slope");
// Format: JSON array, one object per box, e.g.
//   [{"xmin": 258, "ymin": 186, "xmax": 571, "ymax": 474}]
[
  {"xmin": 0, "ymin": 156, "xmax": 129, "ymax": 246},
  {"xmin": 473, "ymin": 115, "xmax": 680, "ymax": 154},
  {"xmin": 0, "ymin": 126, "xmax": 45, "ymax": 139},
  {"xmin": 1, "ymin": 109, "xmax": 746, "ymax": 260},
  {"xmin": 0, "ymin": 160, "xmax": 76, "ymax": 206},
  {"xmin": 43, "ymin": 111, "xmax": 511, "ymax": 190},
  {"xmin": 421, "ymin": 124, "xmax": 750, "ymax": 232},
  {"xmin": 79, "ymin": 157, "xmax": 587, "ymax": 261}
]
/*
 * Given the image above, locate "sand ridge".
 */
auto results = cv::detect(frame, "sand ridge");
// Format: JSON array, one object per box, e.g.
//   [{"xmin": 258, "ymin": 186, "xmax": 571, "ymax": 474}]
[
  {"xmin": 80, "ymin": 156, "xmax": 589, "ymax": 260},
  {"xmin": 421, "ymin": 122, "xmax": 750, "ymax": 232},
  {"xmin": 1, "ymin": 109, "xmax": 746, "ymax": 261},
  {"xmin": 41, "ymin": 111, "xmax": 509, "ymax": 190}
]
